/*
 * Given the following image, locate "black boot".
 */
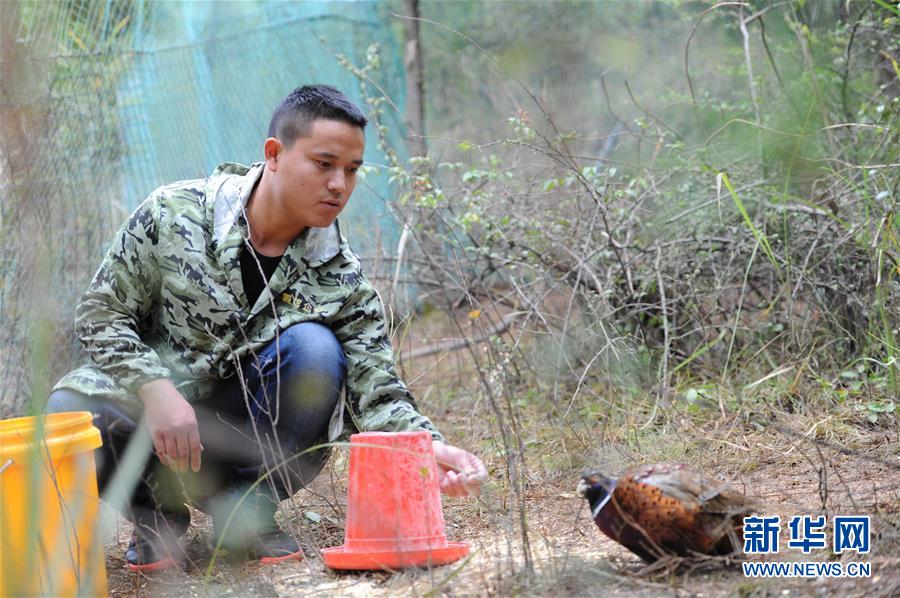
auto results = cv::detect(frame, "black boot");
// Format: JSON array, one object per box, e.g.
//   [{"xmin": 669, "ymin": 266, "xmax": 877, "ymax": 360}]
[
  {"xmin": 125, "ymin": 511, "xmax": 189, "ymax": 572},
  {"xmin": 251, "ymin": 528, "xmax": 304, "ymax": 564},
  {"xmin": 208, "ymin": 487, "xmax": 302, "ymax": 564}
]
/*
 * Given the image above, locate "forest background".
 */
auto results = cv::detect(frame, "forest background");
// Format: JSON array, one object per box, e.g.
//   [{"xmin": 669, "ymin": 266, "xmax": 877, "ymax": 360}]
[{"xmin": 1, "ymin": 0, "xmax": 897, "ymax": 596}]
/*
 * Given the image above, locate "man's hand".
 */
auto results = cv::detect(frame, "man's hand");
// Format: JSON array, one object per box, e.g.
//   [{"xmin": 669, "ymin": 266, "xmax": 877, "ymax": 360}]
[
  {"xmin": 137, "ymin": 379, "xmax": 202, "ymax": 473},
  {"xmin": 432, "ymin": 440, "xmax": 488, "ymax": 497}
]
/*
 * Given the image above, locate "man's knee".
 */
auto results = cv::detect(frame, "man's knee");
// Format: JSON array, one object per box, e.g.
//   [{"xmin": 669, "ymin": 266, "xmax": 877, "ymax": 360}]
[
  {"xmin": 277, "ymin": 322, "xmax": 347, "ymax": 385},
  {"xmin": 46, "ymin": 388, "xmax": 93, "ymax": 413},
  {"xmin": 46, "ymin": 389, "xmax": 138, "ymax": 449}
]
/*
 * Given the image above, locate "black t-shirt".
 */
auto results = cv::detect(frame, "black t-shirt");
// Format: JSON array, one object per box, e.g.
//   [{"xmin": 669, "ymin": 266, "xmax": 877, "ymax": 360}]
[{"xmin": 240, "ymin": 242, "xmax": 282, "ymax": 307}]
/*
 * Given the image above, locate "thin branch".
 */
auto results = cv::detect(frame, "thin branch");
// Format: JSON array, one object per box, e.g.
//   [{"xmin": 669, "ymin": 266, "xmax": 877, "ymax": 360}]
[
  {"xmin": 600, "ymin": 73, "xmax": 632, "ymax": 131},
  {"xmin": 841, "ymin": 7, "xmax": 867, "ymax": 121},
  {"xmin": 739, "ymin": 7, "xmax": 763, "ymax": 173},
  {"xmin": 623, "ymin": 80, "xmax": 684, "ymax": 141},
  {"xmin": 684, "ymin": 2, "xmax": 750, "ymax": 106}
]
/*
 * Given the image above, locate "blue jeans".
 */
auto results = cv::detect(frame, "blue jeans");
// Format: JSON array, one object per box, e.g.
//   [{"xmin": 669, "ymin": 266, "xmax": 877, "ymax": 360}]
[{"xmin": 47, "ymin": 322, "xmax": 346, "ymax": 531}]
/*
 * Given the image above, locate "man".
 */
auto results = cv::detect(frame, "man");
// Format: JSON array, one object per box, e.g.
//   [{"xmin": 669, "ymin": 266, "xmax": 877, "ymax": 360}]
[{"xmin": 48, "ymin": 85, "xmax": 487, "ymax": 571}]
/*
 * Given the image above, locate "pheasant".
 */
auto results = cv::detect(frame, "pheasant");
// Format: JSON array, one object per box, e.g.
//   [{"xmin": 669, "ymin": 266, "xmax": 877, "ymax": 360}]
[{"xmin": 577, "ymin": 462, "xmax": 757, "ymax": 563}]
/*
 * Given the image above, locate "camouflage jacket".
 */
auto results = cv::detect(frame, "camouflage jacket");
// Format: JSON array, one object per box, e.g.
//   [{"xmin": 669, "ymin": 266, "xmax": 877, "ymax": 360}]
[{"xmin": 53, "ymin": 162, "xmax": 443, "ymax": 442}]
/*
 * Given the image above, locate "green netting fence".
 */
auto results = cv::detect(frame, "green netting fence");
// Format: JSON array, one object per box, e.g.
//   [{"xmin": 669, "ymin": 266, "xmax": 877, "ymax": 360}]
[{"xmin": 0, "ymin": 0, "xmax": 411, "ymax": 414}]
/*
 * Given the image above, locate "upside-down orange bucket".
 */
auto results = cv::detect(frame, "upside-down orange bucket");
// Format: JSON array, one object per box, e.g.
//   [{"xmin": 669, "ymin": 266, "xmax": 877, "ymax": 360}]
[
  {"xmin": 0, "ymin": 412, "xmax": 107, "ymax": 596},
  {"xmin": 322, "ymin": 431, "xmax": 469, "ymax": 570}
]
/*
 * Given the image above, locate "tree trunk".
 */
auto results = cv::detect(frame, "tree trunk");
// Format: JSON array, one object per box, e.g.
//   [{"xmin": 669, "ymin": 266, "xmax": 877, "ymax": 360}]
[{"xmin": 402, "ymin": 0, "xmax": 426, "ymax": 159}]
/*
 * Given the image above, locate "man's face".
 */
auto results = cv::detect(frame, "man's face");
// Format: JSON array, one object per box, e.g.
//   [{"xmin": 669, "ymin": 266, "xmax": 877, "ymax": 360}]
[{"xmin": 269, "ymin": 118, "xmax": 365, "ymax": 231}]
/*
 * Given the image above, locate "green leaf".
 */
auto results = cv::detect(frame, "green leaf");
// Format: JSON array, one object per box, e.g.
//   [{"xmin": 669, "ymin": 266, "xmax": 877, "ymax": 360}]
[
  {"xmin": 867, "ymin": 400, "xmax": 895, "ymax": 413},
  {"xmin": 873, "ymin": 0, "xmax": 900, "ymax": 17},
  {"xmin": 719, "ymin": 172, "xmax": 781, "ymax": 278}
]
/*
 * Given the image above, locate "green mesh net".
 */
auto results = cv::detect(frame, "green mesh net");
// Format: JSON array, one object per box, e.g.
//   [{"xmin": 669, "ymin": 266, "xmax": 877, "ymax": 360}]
[{"xmin": 0, "ymin": 0, "xmax": 410, "ymax": 413}]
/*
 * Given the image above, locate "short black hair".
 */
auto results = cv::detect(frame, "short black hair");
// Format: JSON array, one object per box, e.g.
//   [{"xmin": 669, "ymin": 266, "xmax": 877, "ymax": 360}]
[{"xmin": 267, "ymin": 85, "xmax": 367, "ymax": 147}]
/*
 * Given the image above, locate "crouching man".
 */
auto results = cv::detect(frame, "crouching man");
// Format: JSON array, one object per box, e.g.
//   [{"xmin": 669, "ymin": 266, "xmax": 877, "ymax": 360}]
[{"xmin": 48, "ymin": 85, "xmax": 487, "ymax": 571}]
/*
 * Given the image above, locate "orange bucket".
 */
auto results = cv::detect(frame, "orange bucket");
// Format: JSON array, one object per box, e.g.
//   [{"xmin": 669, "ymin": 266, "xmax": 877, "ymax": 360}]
[
  {"xmin": 322, "ymin": 431, "xmax": 469, "ymax": 570},
  {"xmin": 0, "ymin": 412, "xmax": 107, "ymax": 596}
]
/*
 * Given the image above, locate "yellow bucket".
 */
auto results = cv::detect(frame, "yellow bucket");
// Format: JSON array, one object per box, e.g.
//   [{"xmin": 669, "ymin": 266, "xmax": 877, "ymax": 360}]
[{"xmin": 0, "ymin": 412, "xmax": 107, "ymax": 596}]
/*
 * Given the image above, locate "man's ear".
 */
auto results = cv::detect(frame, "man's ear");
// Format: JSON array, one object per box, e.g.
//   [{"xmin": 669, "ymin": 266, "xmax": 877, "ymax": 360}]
[{"xmin": 264, "ymin": 137, "xmax": 282, "ymax": 170}]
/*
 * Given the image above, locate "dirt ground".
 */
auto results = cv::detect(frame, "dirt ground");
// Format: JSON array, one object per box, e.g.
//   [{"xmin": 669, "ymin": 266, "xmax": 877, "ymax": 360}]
[
  {"xmin": 101, "ymin": 446, "xmax": 899, "ymax": 597},
  {"xmin": 101, "ymin": 312, "xmax": 899, "ymax": 597}
]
